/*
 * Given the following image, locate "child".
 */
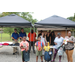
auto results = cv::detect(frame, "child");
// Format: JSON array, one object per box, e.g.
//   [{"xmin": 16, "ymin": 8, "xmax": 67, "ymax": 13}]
[
  {"xmin": 20, "ymin": 36, "xmax": 29, "ymax": 62},
  {"xmin": 44, "ymin": 42, "xmax": 50, "ymax": 52},
  {"xmin": 35, "ymin": 36, "xmax": 44, "ymax": 62},
  {"xmin": 44, "ymin": 42, "xmax": 52, "ymax": 62}
]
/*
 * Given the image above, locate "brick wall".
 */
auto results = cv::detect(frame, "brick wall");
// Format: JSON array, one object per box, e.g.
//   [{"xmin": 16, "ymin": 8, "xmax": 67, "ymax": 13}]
[{"xmin": 38, "ymin": 30, "xmax": 70, "ymax": 38}]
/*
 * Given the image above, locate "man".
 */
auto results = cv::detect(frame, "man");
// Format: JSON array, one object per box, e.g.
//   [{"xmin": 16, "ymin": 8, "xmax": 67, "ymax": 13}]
[
  {"xmin": 19, "ymin": 28, "xmax": 27, "ymax": 41},
  {"xmin": 12, "ymin": 29, "xmax": 19, "ymax": 55},
  {"xmin": 28, "ymin": 29, "xmax": 36, "ymax": 53}
]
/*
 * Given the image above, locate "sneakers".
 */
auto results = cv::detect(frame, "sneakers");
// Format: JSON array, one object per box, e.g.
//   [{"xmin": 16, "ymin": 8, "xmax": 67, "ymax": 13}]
[
  {"xmin": 59, "ymin": 60, "xmax": 61, "ymax": 62},
  {"xmin": 33, "ymin": 51, "xmax": 36, "ymax": 54},
  {"xmin": 51, "ymin": 60, "xmax": 55, "ymax": 62},
  {"xmin": 51, "ymin": 60, "xmax": 61, "ymax": 62},
  {"xmin": 13, "ymin": 53, "xmax": 15, "ymax": 55},
  {"xmin": 13, "ymin": 52, "xmax": 19, "ymax": 55}
]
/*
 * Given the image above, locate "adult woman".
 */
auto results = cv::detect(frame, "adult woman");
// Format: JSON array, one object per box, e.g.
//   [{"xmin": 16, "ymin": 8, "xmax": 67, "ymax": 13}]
[
  {"xmin": 41, "ymin": 32, "xmax": 46, "ymax": 45},
  {"xmin": 46, "ymin": 32, "xmax": 51, "ymax": 43},
  {"xmin": 41, "ymin": 32, "xmax": 46, "ymax": 55},
  {"xmin": 51, "ymin": 31, "xmax": 55, "ymax": 45},
  {"xmin": 51, "ymin": 33, "xmax": 64, "ymax": 62},
  {"xmin": 65, "ymin": 31, "xmax": 75, "ymax": 62}
]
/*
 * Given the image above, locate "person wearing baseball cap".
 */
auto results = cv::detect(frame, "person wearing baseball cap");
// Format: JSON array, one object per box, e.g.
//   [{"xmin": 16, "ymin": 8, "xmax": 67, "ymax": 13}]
[
  {"xmin": 12, "ymin": 29, "xmax": 19, "ymax": 55},
  {"xmin": 51, "ymin": 32, "xmax": 64, "ymax": 62}
]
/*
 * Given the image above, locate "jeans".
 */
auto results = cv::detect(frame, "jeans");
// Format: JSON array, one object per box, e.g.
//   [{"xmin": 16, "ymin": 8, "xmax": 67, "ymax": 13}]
[
  {"xmin": 22, "ymin": 50, "xmax": 30, "ymax": 62},
  {"xmin": 29, "ymin": 41, "xmax": 35, "ymax": 52}
]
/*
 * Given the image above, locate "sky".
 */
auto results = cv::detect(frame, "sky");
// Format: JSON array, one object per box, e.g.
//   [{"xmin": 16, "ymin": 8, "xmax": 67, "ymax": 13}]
[
  {"xmin": 32, "ymin": 12, "xmax": 75, "ymax": 21},
  {"xmin": 0, "ymin": 12, "xmax": 75, "ymax": 21}
]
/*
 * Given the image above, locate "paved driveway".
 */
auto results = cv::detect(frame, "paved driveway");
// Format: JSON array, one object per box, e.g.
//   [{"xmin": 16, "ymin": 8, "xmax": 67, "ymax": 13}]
[{"xmin": 0, "ymin": 46, "xmax": 75, "ymax": 62}]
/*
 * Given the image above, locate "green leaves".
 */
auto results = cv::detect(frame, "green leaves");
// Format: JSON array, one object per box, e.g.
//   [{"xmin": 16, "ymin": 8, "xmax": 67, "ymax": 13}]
[{"xmin": 21, "ymin": 12, "xmax": 37, "ymax": 24}]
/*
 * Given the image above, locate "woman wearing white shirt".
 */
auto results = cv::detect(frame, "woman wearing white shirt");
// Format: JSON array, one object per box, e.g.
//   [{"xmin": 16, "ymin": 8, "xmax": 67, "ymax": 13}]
[
  {"xmin": 41, "ymin": 32, "xmax": 47, "ymax": 55},
  {"xmin": 51, "ymin": 33, "xmax": 64, "ymax": 62}
]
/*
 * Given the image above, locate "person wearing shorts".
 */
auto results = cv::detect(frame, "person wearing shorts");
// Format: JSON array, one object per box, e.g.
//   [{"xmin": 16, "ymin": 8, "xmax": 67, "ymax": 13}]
[{"xmin": 35, "ymin": 36, "xmax": 44, "ymax": 62}]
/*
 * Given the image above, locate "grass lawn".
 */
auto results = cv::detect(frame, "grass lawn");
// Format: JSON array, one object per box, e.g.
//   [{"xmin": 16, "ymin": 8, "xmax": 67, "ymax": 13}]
[
  {"xmin": 0, "ymin": 32, "xmax": 37, "ymax": 42},
  {"xmin": 0, "ymin": 33, "xmax": 12, "ymax": 42}
]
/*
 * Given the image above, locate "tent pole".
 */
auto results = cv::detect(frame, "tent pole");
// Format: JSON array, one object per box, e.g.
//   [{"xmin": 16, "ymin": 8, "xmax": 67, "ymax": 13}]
[
  {"xmin": 37, "ymin": 29, "xmax": 38, "ymax": 37},
  {"xmin": 30, "ymin": 27, "xmax": 31, "ymax": 51},
  {"xmin": 0, "ymin": 32, "xmax": 2, "ymax": 42},
  {"xmin": 34, "ymin": 27, "xmax": 35, "ymax": 50},
  {"xmin": 1, "ymin": 27, "xmax": 3, "ymax": 43},
  {"xmin": 30, "ymin": 27, "xmax": 31, "ymax": 42},
  {"xmin": 33, "ymin": 26, "xmax": 35, "ymax": 43},
  {"xmin": 73, "ymin": 28, "xmax": 74, "ymax": 36}
]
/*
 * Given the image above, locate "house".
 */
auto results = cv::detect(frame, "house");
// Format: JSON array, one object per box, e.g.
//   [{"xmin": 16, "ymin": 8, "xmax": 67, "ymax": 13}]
[{"xmin": 37, "ymin": 28, "xmax": 73, "ymax": 38}]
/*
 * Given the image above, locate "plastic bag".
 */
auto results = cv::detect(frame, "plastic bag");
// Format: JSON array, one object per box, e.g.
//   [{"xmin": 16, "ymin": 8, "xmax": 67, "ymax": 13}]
[{"xmin": 58, "ymin": 47, "xmax": 63, "ymax": 56}]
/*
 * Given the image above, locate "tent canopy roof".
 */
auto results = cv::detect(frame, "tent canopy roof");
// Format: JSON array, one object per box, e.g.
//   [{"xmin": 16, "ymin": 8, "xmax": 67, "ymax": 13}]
[
  {"xmin": 0, "ymin": 14, "xmax": 32, "ymax": 27},
  {"xmin": 35, "ymin": 15, "xmax": 75, "ymax": 28}
]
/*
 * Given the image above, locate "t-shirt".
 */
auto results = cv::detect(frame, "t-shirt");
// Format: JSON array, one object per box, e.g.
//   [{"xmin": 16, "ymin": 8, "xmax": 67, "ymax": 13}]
[
  {"xmin": 19, "ymin": 32, "xmax": 27, "ymax": 38},
  {"xmin": 65, "ymin": 36, "xmax": 75, "ymax": 50},
  {"xmin": 54, "ymin": 37, "xmax": 64, "ymax": 49},
  {"xmin": 12, "ymin": 32, "xmax": 19, "ymax": 39},
  {"xmin": 20, "ymin": 41, "xmax": 29, "ymax": 51},
  {"xmin": 35, "ymin": 41, "xmax": 44, "ymax": 51},
  {"xmin": 46, "ymin": 33, "xmax": 51, "ymax": 42},
  {"xmin": 44, "ymin": 46, "xmax": 50, "ymax": 52},
  {"xmin": 28, "ymin": 32, "xmax": 36, "ymax": 41}
]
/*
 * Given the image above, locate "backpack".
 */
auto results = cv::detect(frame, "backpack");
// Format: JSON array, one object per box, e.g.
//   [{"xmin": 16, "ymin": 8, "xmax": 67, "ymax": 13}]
[
  {"xmin": 44, "ymin": 51, "xmax": 51, "ymax": 62},
  {"xmin": 36, "ymin": 41, "xmax": 43, "ymax": 47}
]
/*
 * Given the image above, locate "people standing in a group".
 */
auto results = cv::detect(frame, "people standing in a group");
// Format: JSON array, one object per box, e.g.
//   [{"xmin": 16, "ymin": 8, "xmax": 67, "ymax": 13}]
[
  {"xmin": 64, "ymin": 31, "xmax": 75, "ymax": 62},
  {"xmin": 28, "ymin": 29, "xmax": 36, "ymax": 53},
  {"xmin": 51, "ymin": 31, "xmax": 55, "ymax": 45},
  {"xmin": 12, "ymin": 29, "xmax": 19, "ymax": 55},
  {"xmin": 20, "ymin": 36, "xmax": 29, "ymax": 62},
  {"xmin": 19, "ymin": 28, "xmax": 27, "ymax": 42},
  {"xmin": 51, "ymin": 33, "xmax": 64, "ymax": 62},
  {"xmin": 35, "ymin": 36, "xmax": 44, "ymax": 62}
]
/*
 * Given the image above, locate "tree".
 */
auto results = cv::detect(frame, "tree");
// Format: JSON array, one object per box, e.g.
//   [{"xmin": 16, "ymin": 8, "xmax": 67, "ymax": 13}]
[
  {"xmin": 3, "ymin": 27, "xmax": 14, "ymax": 38},
  {"xmin": 67, "ymin": 13, "xmax": 75, "ymax": 22},
  {"xmin": 20, "ymin": 12, "xmax": 37, "ymax": 33},
  {"xmin": 67, "ymin": 13, "xmax": 75, "ymax": 32},
  {"xmin": 0, "ymin": 12, "xmax": 20, "ymax": 17}
]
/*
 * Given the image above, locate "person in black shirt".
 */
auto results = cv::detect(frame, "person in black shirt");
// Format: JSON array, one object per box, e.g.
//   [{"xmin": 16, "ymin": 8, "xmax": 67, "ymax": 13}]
[
  {"xmin": 50, "ymin": 31, "xmax": 55, "ymax": 45},
  {"xmin": 46, "ymin": 31, "xmax": 51, "ymax": 44}
]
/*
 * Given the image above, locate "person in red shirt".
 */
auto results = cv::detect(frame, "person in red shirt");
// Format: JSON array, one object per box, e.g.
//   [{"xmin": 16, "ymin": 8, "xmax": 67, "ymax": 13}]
[{"xmin": 28, "ymin": 29, "xmax": 36, "ymax": 53}]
